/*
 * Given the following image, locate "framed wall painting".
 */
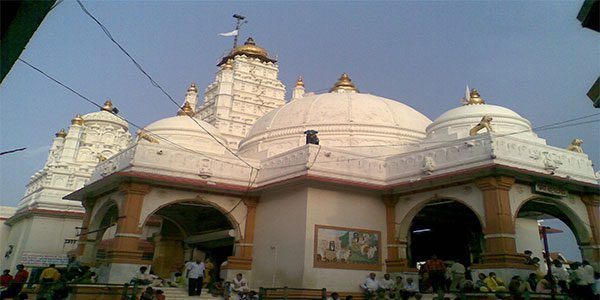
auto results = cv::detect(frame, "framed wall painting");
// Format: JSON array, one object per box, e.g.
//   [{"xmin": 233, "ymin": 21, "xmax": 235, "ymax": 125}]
[{"xmin": 313, "ymin": 224, "xmax": 382, "ymax": 271}]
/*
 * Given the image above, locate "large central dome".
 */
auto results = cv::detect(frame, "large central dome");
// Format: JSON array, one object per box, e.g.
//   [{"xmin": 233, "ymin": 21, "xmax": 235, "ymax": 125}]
[{"xmin": 239, "ymin": 90, "xmax": 431, "ymax": 158}]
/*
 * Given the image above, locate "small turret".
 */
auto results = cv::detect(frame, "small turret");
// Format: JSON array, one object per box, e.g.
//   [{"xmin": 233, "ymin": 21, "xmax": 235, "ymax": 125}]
[
  {"xmin": 185, "ymin": 83, "xmax": 199, "ymax": 112},
  {"xmin": 292, "ymin": 76, "xmax": 306, "ymax": 99}
]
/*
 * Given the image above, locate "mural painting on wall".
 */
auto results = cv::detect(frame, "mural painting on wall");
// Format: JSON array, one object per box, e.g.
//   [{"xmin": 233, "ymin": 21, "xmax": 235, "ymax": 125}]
[{"xmin": 314, "ymin": 225, "xmax": 381, "ymax": 271}]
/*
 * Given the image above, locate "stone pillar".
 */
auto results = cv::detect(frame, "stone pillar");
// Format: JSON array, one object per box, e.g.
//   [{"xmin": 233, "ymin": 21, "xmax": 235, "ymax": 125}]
[
  {"xmin": 152, "ymin": 235, "xmax": 184, "ymax": 279},
  {"xmin": 581, "ymin": 194, "xmax": 600, "ymax": 270},
  {"xmin": 75, "ymin": 199, "xmax": 94, "ymax": 260},
  {"xmin": 382, "ymin": 194, "xmax": 409, "ymax": 271},
  {"xmin": 225, "ymin": 196, "xmax": 258, "ymax": 270},
  {"xmin": 474, "ymin": 176, "xmax": 524, "ymax": 268},
  {"xmin": 102, "ymin": 183, "xmax": 151, "ymax": 283}
]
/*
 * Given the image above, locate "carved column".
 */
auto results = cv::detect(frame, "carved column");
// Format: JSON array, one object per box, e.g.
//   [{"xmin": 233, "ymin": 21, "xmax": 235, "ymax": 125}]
[
  {"xmin": 382, "ymin": 194, "xmax": 408, "ymax": 271},
  {"xmin": 106, "ymin": 183, "xmax": 151, "ymax": 264},
  {"xmin": 226, "ymin": 196, "xmax": 259, "ymax": 270},
  {"xmin": 581, "ymin": 194, "xmax": 600, "ymax": 269},
  {"xmin": 474, "ymin": 176, "xmax": 524, "ymax": 267},
  {"xmin": 75, "ymin": 198, "xmax": 95, "ymax": 257}
]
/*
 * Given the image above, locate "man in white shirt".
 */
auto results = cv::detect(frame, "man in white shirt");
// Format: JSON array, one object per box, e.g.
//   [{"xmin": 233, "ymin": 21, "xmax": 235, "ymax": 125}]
[
  {"xmin": 360, "ymin": 273, "xmax": 380, "ymax": 298},
  {"xmin": 379, "ymin": 273, "xmax": 395, "ymax": 297},
  {"xmin": 449, "ymin": 260, "xmax": 466, "ymax": 291},
  {"xmin": 185, "ymin": 259, "xmax": 205, "ymax": 296},
  {"xmin": 232, "ymin": 273, "xmax": 249, "ymax": 299}
]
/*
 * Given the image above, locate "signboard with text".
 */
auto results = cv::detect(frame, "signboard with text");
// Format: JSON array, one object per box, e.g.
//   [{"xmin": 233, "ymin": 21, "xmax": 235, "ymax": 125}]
[
  {"xmin": 533, "ymin": 183, "xmax": 568, "ymax": 197},
  {"xmin": 20, "ymin": 252, "xmax": 68, "ymax": 267}
]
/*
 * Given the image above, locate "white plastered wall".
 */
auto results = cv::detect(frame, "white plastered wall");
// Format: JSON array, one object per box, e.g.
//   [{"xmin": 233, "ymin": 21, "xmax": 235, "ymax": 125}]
[
  {"xmin": 302, "ymin": 186, "xmax": 387, "ymax": 291},
  {"xmin": 2, "ymin": 215, "xmax": 80, "ymax": 271},
  {"xmin": 252, "ymin": 186, "xmax": 308, "ymax": 288}
]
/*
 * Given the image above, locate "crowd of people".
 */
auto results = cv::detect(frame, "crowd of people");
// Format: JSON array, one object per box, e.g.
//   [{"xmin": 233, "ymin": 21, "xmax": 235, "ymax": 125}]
[
  {"xmin": 0, "ymin": 259, "xmax": 96, "ymax": 300},
  {"xmin": 131, "ymin": 258, "xmax": 255, "ymax": 300},
  {"xmin": 358, "ymin": 253, "xmax": 600, "ymax": 300}
]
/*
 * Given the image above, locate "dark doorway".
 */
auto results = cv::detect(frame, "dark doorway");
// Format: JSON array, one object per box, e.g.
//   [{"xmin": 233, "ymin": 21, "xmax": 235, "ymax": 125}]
[{"xmin": 409, "ymin": 200, "xmax": 483, "ymax": 267}]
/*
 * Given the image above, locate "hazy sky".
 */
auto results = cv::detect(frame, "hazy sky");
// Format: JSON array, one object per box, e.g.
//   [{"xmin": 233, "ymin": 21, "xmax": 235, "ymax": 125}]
[{"xmin": 0, "ymin": 1, "xmax": 597, "ymax": 260}]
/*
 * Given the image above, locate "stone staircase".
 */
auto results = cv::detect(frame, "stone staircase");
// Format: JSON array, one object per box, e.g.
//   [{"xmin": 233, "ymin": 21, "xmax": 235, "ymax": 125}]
[{"xmin": 159, "ymin": 287, "xmax": 222, "ymax": 300}]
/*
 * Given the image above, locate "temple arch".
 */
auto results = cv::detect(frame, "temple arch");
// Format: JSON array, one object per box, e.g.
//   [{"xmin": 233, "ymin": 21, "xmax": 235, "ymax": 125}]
[
  {"xmin": 514, "ymin": 195, "xmax": 592, "ymax": 261},
  {"xmin": 399, "ymin": 196, "xmax": 484, "ymax": 267},
  {"xmin": 140, "ymin": 198, "xmax": 242, "ymax": 279}
]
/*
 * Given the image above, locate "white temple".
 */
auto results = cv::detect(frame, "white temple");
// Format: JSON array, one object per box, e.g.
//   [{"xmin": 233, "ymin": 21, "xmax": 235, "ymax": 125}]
[{"xmin": 2, "ymin": 37, "xmax": 598, "ymax": 295}]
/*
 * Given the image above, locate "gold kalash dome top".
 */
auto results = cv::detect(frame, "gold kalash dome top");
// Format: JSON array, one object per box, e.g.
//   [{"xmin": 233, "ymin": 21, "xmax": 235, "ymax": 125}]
[{"xmin": 217, "ymin": 37, "xmax": 277, "ymax": 66}]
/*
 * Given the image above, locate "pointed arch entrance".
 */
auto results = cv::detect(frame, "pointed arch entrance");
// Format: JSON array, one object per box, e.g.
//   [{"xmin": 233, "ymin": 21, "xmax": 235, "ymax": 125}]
[
  {"xmin": 408, "ymin": 199, "xmax": 483, "ymax": 267},
  {"xmin": 143, "ymin": 200, "xmax": 238, "ymax": 281}
]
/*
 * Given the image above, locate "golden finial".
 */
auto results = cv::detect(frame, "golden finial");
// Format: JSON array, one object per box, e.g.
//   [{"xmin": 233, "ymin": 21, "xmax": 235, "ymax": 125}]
[
  {"xmin": 177, "ymin": 101, "xmax": 194, "ymax": 116},
  {"xmin": 330, "ymin": 73, "xmax": 359, "ymax": 93},
  {"xmin": 466, "ymin": 89, "xmax": 486, "ymax": 105},
  {"xmin": 296, "ymin": 76, "xmax": 305, "ymax": 87},
  {"xmin": 188, "ymin": 83, "xmax": 198, "ymax": 92},
  {"xmin": 71, "ymin": 114, "xmax": 84, "ymax": 125},
  {"xmin": 222, "ymin": 60, "xmax": 233, "ymax": 70},
  {"xmin": 55, "ymin": 128, "xmax": 67, "ymax": 138},
  {"xmin": 101, "ymin": 99, "xmax": 114, "ymax": 112}
]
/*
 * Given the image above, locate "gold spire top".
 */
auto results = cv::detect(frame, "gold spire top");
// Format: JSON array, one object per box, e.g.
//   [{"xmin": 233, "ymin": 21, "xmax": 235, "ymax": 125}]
[
  {"xmin": 177, "ymin": 101, "xmax": 194, "ymax": 116},
  {"xmin": 465, "ymin": 88, "xmax": 486, "ymax": 105},
  {"xmin": 295, "ymin": 76, "xmax": 305, "ymax": 87},
  {"xmin": 71, "ymin": 114, "xmax": 84, "ymax": 125},
  {"xmin": 217, "ymin": 37, "xmax": 276, "ymax": 66},
  {"xmin": 187, "ymin": 83, "xmax": 198, "ymax": 93},
  {"xmin": 55, "ymin": 128, "xmax": 67, "ymax": 138},
  {"xmin": 101, "ymin": 99, "xmax": 114, "ymax": 112},
  {"xmin": 330, "ymin": 73, "xmax": 359, "ymax": 93}
]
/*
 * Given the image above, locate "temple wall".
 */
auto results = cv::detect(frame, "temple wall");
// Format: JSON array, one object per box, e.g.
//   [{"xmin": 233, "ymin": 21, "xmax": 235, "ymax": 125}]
[
  {"xmin": 252, "ymin": 186, "xmax": 308, "ymax": 288},
  {"xmin": 302, "ymin": 186, "xmax": 386, "ymax": 292}
]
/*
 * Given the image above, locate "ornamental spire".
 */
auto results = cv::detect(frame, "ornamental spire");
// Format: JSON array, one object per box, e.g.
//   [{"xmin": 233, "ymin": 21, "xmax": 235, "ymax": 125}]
[
  {"xmin": 101, "ymin": 99, "xmax": 114, "ymax": 112},
  {"xmin": 177, "ymin": 101, "xmax": 194, "ymax": 116},
  {"xmin": 55, "ymin": 128, "xmax": 67, "ymax": 138},
  {"xmin": 187, "ymin": 82, "xmax": 198, "ymax": 93},
  {"xmin": 292, "ymin": 76, "xmax": 306, "ymax": 99},
  {"xmin": 464, "ymin": 88, "xmax": 486, "ymax": 105},
  {"xmin": 329, "ymin": 73, "xmax": 359, "ymax": 93}
]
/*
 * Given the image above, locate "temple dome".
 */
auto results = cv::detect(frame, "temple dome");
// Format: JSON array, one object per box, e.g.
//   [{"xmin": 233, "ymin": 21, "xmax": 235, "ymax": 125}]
[
  {"xmin": 239, "ymin": 92, "xmax": 432, "ymax": 157},
  {"xmin": 426, "ymin": 102, "xmax": 539, "ymax": 142},
  {"xmin": 82, "ymin": 100, "xmax": 129, "ymax": 129},
  {"xmin": 142, "ymin": 115, "xmax": 227, "ymax": 154}
]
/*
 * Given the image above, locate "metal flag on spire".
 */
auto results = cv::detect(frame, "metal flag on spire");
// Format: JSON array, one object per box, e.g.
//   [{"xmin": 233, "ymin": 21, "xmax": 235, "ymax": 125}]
[
  {"xmin": 218, "ymin": 14, "xmax": 247, "ymax": 50},
  {"xmin": 461, "ymin": 85, "xmax": 470, "ymax": 104}
]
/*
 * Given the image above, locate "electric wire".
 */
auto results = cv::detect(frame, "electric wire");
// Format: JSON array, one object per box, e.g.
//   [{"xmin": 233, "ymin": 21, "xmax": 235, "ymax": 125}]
[
  {"xmin": 18, "ymin": 58, "xmax": 261, "ymax": 222},
  {"xmin": 23, "ymin": 54, "xmax": 597, "ymax": 174},
  {"xmin": 75, "ymin": 0, "xmax": 255, "ymax": 170}
]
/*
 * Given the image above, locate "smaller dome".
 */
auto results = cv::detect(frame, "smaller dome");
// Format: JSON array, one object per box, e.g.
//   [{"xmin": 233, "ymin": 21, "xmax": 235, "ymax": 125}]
[
  {"xmin": 217, "ymin": 38, "xmax": 276, "ymax": 66},
  {"xmin": 426, "ymin": 97, "xmax": 539, "ymax": 142},
  {"xmin": 142, "ymin": 115, "xmax": 227, "ymax": 154}
]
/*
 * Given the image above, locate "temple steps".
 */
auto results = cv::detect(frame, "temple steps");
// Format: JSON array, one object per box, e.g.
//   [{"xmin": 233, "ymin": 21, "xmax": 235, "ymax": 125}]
[{"xmin": 159, "ymin": 287, "xmax": 222, "ymax": 299}]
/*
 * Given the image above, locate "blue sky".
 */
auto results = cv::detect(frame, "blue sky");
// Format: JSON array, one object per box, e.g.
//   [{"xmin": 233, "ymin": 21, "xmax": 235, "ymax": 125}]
[{"xmin": 0, "ymin": 1, "xmax": 597, "ymax": 260}]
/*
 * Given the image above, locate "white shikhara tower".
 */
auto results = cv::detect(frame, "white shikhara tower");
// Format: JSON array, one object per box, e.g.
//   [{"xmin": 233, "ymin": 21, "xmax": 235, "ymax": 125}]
[
  {"xmin": 197, "ymin": 37, "xmax": 286, "ymax": 149},
  {"xmin": 2, "ymin": 100, "xmax": 130, "ymax": 271}
]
